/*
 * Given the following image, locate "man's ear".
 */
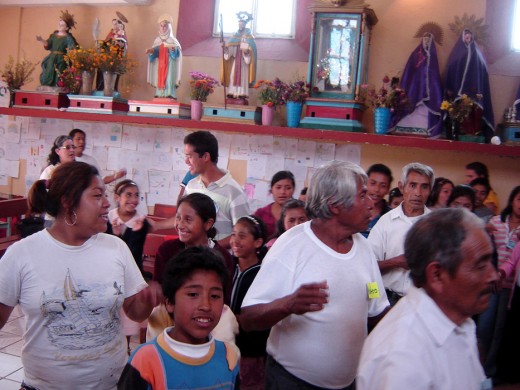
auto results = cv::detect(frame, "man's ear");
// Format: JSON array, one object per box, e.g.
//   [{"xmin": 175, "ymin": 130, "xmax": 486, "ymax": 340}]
[
  {"xmin": 202, "ymin": 152, "xmax": 211, "ymax": 162},
  {"xmin": 165, "ymin": 297, "xmax": 175, "ymax": 315},
  {"xmin": 398, "ymin": 180, "xmax": 404, "ymax": 193},
  {"xmin": 424, "ymin": 261, "xmax": 445, "ymax": 295},
  {"xmin": 328, "ymin": 203, "xmax": 341, "ymax": 216}
]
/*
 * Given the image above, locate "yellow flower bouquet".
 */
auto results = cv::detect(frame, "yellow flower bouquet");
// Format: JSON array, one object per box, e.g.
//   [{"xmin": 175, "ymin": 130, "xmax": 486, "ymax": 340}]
[
  {"xmin": 97, "ymin": 42, "xmax": 134, "ymax": 74},
  {"xmin": 65, "ymin": 47, "xmax": 99, "ymax": 72}
]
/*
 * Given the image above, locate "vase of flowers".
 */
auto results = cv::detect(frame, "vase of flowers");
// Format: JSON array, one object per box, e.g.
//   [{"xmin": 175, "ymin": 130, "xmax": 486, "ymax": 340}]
[
  {"xmin": 282, "ymin": 80, "xmax": 310, "ymax": 128},
  {"xmin": 440, "ymin": 94, "xmax": 482, "ymax": 141},
  {"xmin": 1, "ymin": 56, "xmax": 37, "ymax": 107},
  {"xmin": 56, "ymin": 66, "xmax": 81, "ymax": 94},
  {"xmin": 361, "ymin": 75, "xmax": 409, "ymax": 134},
  {"xmin": 189, "ymin": 71, "xmax": 220, "ymax": 120},
  {"xmin": 254, "ymin": 78, "xmax": 285, "ymax": 125},
  {"xmin": 65, "ymin": 47, "xmax": 99, "ymax": 95},
  {"xmin": 96, "ymin": 42, "xmax": 133, "ymax": 96}
]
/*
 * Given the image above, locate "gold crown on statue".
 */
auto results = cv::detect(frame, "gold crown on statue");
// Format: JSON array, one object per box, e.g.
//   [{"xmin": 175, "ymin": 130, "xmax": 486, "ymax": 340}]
[{"xmin": 414, "ymin": 22, "xmax": 444, "ymax": 46}]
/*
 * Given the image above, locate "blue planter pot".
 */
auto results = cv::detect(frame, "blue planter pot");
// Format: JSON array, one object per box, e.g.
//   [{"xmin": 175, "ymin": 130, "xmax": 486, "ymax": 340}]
[
  {"xmin": 374, "ymin": 107, "xmax": 391, "ymax": 134},
  {"xmin": 286, "ymin": 101, "xmax": 303, "ymax": 128}
]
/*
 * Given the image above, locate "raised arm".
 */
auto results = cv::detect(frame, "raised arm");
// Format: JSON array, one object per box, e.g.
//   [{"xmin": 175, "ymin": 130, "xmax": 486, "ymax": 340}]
[
  {"xmin": 240, "ymin": 281, "xmax": 328, "ymax": 332},
  {"xmin": 122, "ymin": 281, "xmax": 163, "ymax": 322}
]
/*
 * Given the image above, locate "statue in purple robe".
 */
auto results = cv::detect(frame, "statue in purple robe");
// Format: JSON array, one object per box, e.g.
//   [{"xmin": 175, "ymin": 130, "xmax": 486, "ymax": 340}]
[
  {"xmin": 445, "ymin": 29, "xmax": 494, "ymax": 137},
  {"xmin": 393, "ymin": 32, "xmax": 443, "ymax": 138}
]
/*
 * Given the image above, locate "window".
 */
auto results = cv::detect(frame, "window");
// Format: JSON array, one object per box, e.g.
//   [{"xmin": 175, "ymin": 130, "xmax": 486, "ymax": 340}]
[
  {"xmin": 214, "ymin": 0, "xmax": 296, "ymax": 39},
  {"xmin": 513, "ymin": 0, "xmax": 520, "ymax": 50}
]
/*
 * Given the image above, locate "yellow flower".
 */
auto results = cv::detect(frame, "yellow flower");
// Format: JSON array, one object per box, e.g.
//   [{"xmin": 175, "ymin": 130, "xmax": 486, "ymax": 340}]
[{"xmin": 440, "ymin": 100, "xmax": 450, "ymax": 110}]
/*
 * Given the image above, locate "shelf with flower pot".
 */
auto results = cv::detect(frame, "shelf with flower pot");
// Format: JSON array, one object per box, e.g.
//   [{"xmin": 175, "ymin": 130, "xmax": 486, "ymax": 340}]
[{"xmin": 254, "ymin": 78, "xmax": 285, "ymax": 126}]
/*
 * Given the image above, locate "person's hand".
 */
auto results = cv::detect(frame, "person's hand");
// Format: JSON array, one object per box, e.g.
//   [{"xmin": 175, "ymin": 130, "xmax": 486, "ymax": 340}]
[
  {"xmin": 145, "ymin": 48, "xmax": 154, "ymax": 54},
  {"xmin": 143, "ymin": 280, "xmax": 164, "ymax": 308},
  {"xmin": 146, "ymin": 217, "xmax": 157, "ymax": 232},
  {"xmin": 111, "ymin": 217, "xmax": 123, "ymax": 236},
  {"xmin": 285, "ymin": 281, "xmax": 329, "ymax": 315},
  {"xmin": 116, "ymin": 168, "xmax": 127, "ymax": 179},
  {"xmin": 132, "ymin": 216, "xmax": 145, "ymax": 231},
  {"xmin": 36, "ymin": 35, "xmax": 44, "ymax": 43}
]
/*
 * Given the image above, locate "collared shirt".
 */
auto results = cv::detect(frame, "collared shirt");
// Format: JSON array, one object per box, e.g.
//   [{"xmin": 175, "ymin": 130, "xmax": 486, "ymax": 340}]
[
  {"xmin": 185, "ymin": 169, "xmax": 250, "ymax": 240},
  {"xmin": 368, "ymin": 203, "xmax": 431, "ymax": 295},
  {"xmin": 357, "ymin": 286, "xmax": 488, "ymax": 390}
]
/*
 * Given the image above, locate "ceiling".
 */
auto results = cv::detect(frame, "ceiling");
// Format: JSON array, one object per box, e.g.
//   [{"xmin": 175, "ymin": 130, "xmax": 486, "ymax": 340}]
[{"xmin": 0, "ymin": 0, "xmax": 150, "ymax": 5}]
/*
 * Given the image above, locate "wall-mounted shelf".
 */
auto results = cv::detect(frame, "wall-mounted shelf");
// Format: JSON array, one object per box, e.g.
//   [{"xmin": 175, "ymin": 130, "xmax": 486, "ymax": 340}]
[{"xmin": 1, "ymin": 107, "xmax": 519, "ymax": 157}]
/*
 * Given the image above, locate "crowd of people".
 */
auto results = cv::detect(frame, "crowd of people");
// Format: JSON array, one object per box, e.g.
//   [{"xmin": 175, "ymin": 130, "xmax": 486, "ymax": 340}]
[{"xmin": 1, "ymin": 129, "xmax": 519, "ymax": 389}]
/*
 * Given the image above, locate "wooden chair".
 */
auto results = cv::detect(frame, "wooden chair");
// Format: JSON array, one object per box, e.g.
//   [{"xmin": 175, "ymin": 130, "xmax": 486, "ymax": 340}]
[
  {"xmin": 0, "ymin": 197, "xmax": 29, "ymax": 258},
  {"xmin": 153, "ymin": 203, "xmax": 177, "ymax": 218}
]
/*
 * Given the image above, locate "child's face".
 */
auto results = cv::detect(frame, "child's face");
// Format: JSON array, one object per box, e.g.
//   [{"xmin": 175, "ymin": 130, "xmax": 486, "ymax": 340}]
[
  {"xmin": 230, "ymin": 221, "xmax": 262, "ymax": 259},
  {"xmin": 472, "ymin": 185, "xmax": 488, "ymax": 207},
  {"xmin": 166, "ymin": 270, "xmax": 224, "ymax": 345},
  {"xmin": 271, "ymin": 178, "xmax": 295, "ymax": 206},
  {"xmin": 283, "ymin": 207, "xmax": 308, "ymax": 231},
  {"xmin": 116, "ymin": 185, "xmax": 139, "ymax": 214},
  {"xmin": 175, "ymin": 202, "xmax": 212, "ymax": 246},
  {"xmin": 389, "ymin": 196, "xmax": 403, "ymax": 209}
]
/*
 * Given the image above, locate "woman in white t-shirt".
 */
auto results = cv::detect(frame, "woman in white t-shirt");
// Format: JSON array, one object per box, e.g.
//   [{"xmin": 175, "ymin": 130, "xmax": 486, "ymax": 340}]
[
  {"xmin": 0, "ymin": 161, "xmax": 162, "ymax": 390},
  {"xmin": 39, "ymin": 134, "xmax": 76, "ymax": 180}
]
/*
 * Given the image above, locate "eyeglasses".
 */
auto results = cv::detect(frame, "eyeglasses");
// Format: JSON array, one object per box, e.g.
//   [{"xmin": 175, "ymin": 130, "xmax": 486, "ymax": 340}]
[{"xmin": 59, "ymin": 145, "xmax": 77, "ymax": 150}]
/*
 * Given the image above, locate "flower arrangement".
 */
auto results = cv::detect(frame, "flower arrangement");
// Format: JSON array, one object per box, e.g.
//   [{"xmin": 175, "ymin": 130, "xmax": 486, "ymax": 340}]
[
  {"xmin": 282, "ymin": 80, "xmax": 311, "ymax": 103},
  {"xmin": 440, "ymin": 94, "xmax": 477, "ymax": 123},
  {"xmin": 97, "ymin": 42, "xmax": 133, "ymax": 74},
  {"xmin": 189, "ymin": 71, "xmax": 220, "ymax": 102},
  {"xmin": 361, "ymin": 75, "xmax": 409, "ymax": 112},
  {"xmin": 56, "ymin": 66, "xmax": 81, "ymax": 94},
  {"xmin": 65, "ymin": 47, "xmax": 99, "ymax": 72},
  {"xmin": 1, "ymin": 56, "xmax": 37, "ymax": 91},
  {"xmin": 254, "ymin": 78, "xmax": 285, "ymax": 107}
]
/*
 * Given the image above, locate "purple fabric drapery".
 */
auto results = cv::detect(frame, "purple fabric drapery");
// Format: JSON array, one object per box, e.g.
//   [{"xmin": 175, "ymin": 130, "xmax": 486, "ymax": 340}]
[{"xmin": 445, "ymin": 29, "xmax": 495, "ymax": 136}]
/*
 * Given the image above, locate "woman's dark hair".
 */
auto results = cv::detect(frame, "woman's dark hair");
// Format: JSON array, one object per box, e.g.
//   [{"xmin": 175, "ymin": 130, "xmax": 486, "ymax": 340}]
[
  {"xmin": 388, "ymin": 187, "xmax": 402, "ymax": 203},
  {"xmin": 48, "ymin": 135, "xmax": 72, "ymax": 166},
  {"xmin": 270, "ymin": 170, "xmax": 295, "ymax": 189},
  {"xmin": 500, "ymin": 185, "xmax": 520, "ymax": 222},
  {"xmin": 177, "ymin": 193, "xmax": 218, "ymax": 239},
  {"xmin": 426, "ymin": 177, "xmax": 454, "ymax": 207},
  {"xmin": 28, "ymin": 161, "xmax": 99, "ymax": 218},
  {"xmin": 447, "ymin": 185, "xmax": 476, "ymax": 209},
  {"xmin": 235, "ymin": 215, "xmax": 268, "ymax": 259},
  {"xmin": 274, "ymin": 199, "xmax": 307, "ymax": 238},
  {"xmin": 162, "ymin": 246, "xmax": 228, "ymax": 304},
  {"xmin": 114, "ymin": 179, "xmax": 139, "ymax": 196},
  {"xmin": 465, "ymin": 161, "xmax": 489, "ymax": 180}
]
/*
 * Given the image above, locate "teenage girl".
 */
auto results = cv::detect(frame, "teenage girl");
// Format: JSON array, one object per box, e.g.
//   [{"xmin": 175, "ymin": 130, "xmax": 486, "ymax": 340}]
[
  {"xmin": 266, "ymin": 199, "xmax": 309, "ymax": 248},
  {"xmin": 107, "ymin": 179, "xmax": 150, "ymax": 354},
  {"xmin": 230, "ymin": 215, "xmax": 269, "ymax": 390}
]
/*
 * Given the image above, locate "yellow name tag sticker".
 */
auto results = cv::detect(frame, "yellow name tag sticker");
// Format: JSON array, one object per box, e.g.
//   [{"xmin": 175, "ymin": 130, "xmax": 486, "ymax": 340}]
[{"xmin": 367, "ymin": 282, "xmax": 380, "ymax": 299}]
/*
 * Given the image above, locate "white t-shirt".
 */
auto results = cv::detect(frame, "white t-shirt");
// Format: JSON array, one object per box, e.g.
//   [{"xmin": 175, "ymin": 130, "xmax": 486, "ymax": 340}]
[
  {"xmin": 368, "ymin": 204, "xmax": 431, "ymax": 295},
  {"xmin": 39, "ymin": 164, "xmax": 58, "ymax": 180},
  {"xmin": 0, "ymin": 230, "xmax": 147, "ymax": 390},
  {"xmin": 242, "ymin": 221, "xmax": 389, "ymax": 388},
  {"xmin": 357, "ymin": 286, "xmax": 488, "ymax": 390},
  {"xmin": 76, "ymin": 153, "xmax": 102, "ymax": 173}
]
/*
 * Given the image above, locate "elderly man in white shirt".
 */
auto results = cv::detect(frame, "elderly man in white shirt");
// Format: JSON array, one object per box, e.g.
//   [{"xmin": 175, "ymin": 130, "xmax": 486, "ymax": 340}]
[
  {"xmin": 357, "ymin": 208, "xmax": 497, "ymax": 390},
  {"xmin": 368, "ymin": 162, "xmax": 434, "ymax": 304}
]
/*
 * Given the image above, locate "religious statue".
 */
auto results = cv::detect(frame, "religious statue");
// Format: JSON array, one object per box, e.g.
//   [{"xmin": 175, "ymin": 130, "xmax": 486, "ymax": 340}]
[
  {"xmin": 36, "ymin": 10, "xmax": 78, "ymax": 87},
  {"xmin": 146, "ymin": 14, "xmax": 182, "ymax": 99},
  {"xmin": 221, "ymin": 12, "xmax": 257, "ymax": 102},
  {"xmin": 445, "ymin": 27, "xmax": 494, "ymax": 137},
  {"xmin": 95, "ymin": 12, "xmax": 128, "ymax": 93},
  {"xmin": 393, "ymin": 23, "xmax": 443, "ymax": 138}
]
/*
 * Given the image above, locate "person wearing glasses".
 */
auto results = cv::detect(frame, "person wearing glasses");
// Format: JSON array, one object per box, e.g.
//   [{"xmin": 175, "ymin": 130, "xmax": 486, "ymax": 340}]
[{"xmin": 40, "ymin": 135, "xmax": 76, "ymax": 180}]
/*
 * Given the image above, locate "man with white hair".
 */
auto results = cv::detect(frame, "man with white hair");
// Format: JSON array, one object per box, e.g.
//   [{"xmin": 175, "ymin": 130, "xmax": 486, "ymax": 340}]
[
  {"xmin": 240, "ymin": 161, "xmax": 389, "ymax": 389},
  {"xmin": 368, "ymin": 162, "xmax": 434, "ymax": 305},
  {"xmin": 358, "ymin": 208, "xmax": 496, "ymax": 389}
]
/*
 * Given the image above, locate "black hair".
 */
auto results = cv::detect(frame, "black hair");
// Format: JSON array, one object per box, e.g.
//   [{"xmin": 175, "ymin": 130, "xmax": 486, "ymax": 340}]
[
  {"xmin": 162, "ymin": 246, "xmax": 229, "ymax": 304},
  {"xmin": 500, "ymin": 186, "xmax": 520, "ymax": 223},
  {"xmin": 469, "ymin": 177, "xmax": 491, "ymax": 193},
  {"xmin": 388, "ymin": 187, "xmax": 402, "ymax": 203},
  {"xmin": 270, "ymin": 171, "xmax": 295, "ymax": 188},
  {"xmin": 184, "ymin": 131, "xmax": 219, "ymax": 164},
  {"xmin": 69, "ymin": 128, "xmax": 86, "ymax": 138},
  {"xmin": 366, "ymin": 163, "xmax": 393, "ymax": 186},
  {"xmin": 426, "ymin": 177, "xmax": 454, "ymax": 207},
  {"xmin": 235, "ymin": 215, "xmax": 268, "ymax": 259},
  {"xmin": 273, "ymin": 199, "xmax": 308, "ymax": 238},
  {"xmin": 177, "ymin": 193, "xmax": 218, "ymax": 239},
  {"xmin": 47, "ymin": 135, "xmax": 72, "ymax": 166},
  {"xmin": 447, "ymin": 185, "xmax": 476, "ymax": 209},
  {"xmin": 465, "ymin": 161, "xmax": 489, "ymax": 179},
  {"xmin": 300, "ymin": 187, "xmax": 308, "ymax": 196},
  {"xmin": 29, "ymin": 161, "xmax": 99, "ymax": 217}
]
